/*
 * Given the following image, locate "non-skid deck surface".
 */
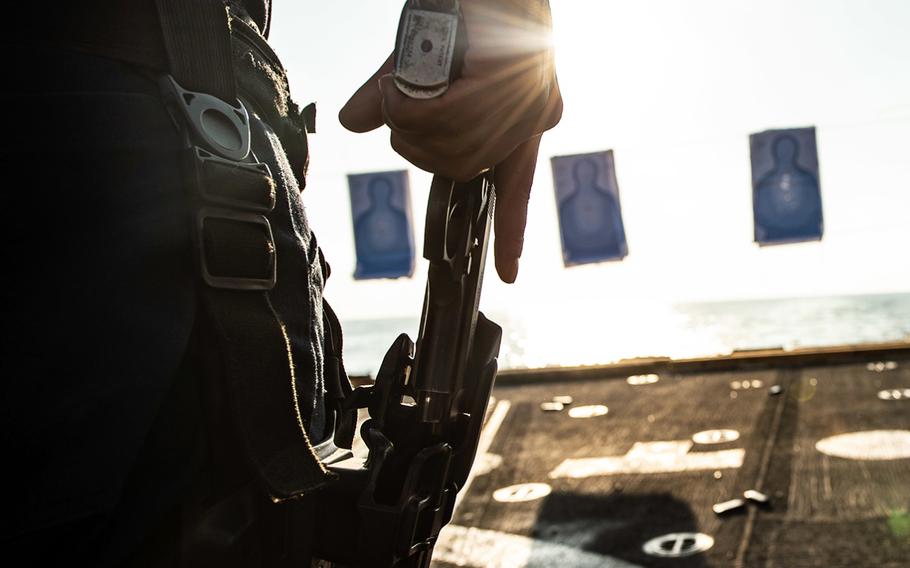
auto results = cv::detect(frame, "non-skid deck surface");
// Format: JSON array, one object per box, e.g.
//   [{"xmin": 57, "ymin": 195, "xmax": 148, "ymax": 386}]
[{"xmin": 431, "ymin": 357, "xmax": 910, "ymax": 567}]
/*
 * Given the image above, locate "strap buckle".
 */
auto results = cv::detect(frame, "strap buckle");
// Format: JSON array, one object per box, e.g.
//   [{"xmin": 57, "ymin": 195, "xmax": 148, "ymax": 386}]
[
  {"xmin": 197, "ymin": 207, "xmax": 277, "ymax": 291},
  {"xmin": 162, "ymin": 75, "xmax": 252, "ymax": 162}
]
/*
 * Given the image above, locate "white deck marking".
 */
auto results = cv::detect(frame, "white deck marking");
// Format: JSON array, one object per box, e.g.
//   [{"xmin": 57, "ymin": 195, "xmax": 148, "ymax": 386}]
[
  {"xmin": 493, "ymin": 482, "xmax": 552, "ymax": 503},
  {"xmin": 642, "ymin": 533, "xmax": 714, "ymax": 558},
  {"xmin": 471, "ymin": 452, "xmax": 503, "ymax": 476},
  {"xmin": 878, "ymin": 389, "xmax": 910, "ymax": 400},
  {"xmin": 568, "ymin": 404, "xmax": 609, "ymax": 418},
  {"xmin": 815, "ymin": 430, "xmax": 910, "ymax": 460},
  {"xmin": 453, "ymin": 399, "xmax": 511, "ymax": 511},
  {"xmin": 692, "ymin": 429, "xmax": 741, "ymax": 445},
  {"xmin": 627, "ymin": 374, "xmax": 660, "ymax": 385},
  {"xmin": 867, "ymin": 361, "xmax": 899, "ymax": 372},
  {"xmin": 540, "ymin": 401, "xmax": 565, "ymax": 412},
  {"xmin": 435, "ymin": 525, "xmax": 643, "ymax": 568},
  {"xmin": 550, "ymin": 440, "xmax": 745, "ymax": 479}
]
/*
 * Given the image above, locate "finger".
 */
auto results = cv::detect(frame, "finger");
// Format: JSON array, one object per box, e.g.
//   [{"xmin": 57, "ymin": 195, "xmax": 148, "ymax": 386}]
[
  {"xmin": 493, "ymin": 135, "xmax": 543, "ymax": 284},
  {"xmin": 491, "ymin": 73, "xmax": 562, "ymax": 142},
  {"xmin": 474, "ymin": 74, "xmax": 561, "ymax": 158},
  {"xmin": 386, "ymin": 92, "xmax": 552, "ymax": 184},
  {"xmin": 380, "ymin": 71, "xmax": 518, "ymax": 135},
  {"xmin": 417, "ymin": 69, "xmax": 561, "ymax": 159},
  {"xmin": 389, "ymin": 131, "xmax": 439, "ymax": 175},
  {"xmin": 537, "ymin": 74, "xmax": 563, "ymax": 134},
  {"xmin": 388, "ymin": 73, "xmax": 561, "ymax": 183},
  {"xmin": 339, "ymin": 53, "xmax": 394, "ymax": 133},
  {"xmin": 381, "ymin": 50, "xmax": 557, "ymax": 139},
  {"xmin": 452, "ymin": 77, "xmax": 560, "ymax": 174},
  {"xmin": 390, "ymin": 131, "xmax": 487, "ymax": 181},
  {"xmin": 379, "ymin": 75, "xmax": 456, "ymax": 134},
  {"xmin": 387, "ymin": 71, "xmax": 559, "ymax": 168}
]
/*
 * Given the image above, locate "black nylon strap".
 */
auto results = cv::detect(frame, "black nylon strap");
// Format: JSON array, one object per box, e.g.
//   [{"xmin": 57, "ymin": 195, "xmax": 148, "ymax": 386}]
[
  {"xmin": 197, "ymin": 152, "xmax": 276, "ymax": 213},
  {"xmin": 201, "ymin": 218, "xmax": 274, "ymax": 280},
  {"xmin": 155, "ymin": 0, "xmax": 237, "ymax": 104}
]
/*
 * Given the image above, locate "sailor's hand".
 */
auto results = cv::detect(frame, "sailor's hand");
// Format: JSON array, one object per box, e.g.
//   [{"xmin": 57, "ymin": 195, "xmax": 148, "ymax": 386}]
[{"xmin": 340, "ymin": 0, "xmax": 562, "ymax": 283}]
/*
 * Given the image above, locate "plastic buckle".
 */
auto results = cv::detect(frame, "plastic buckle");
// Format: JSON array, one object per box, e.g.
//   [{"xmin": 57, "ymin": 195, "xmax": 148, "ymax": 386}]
[
  {"xmin": 163, "ymin": 75, "xmax": 252, "ymax": 162},
  {"xmin": 197, "ymin": 207, "xmax": 277, "ymax": 291}
]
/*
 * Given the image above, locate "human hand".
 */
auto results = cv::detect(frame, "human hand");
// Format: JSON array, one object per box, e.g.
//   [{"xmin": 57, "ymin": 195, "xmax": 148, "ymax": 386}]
[{"xmin": 339, "ymin": 0, "xmax": 562, "ymax": 283}]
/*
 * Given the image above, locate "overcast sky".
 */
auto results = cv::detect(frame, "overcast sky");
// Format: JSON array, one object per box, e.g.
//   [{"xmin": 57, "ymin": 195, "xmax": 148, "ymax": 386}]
[{"xmin": 268, "ymin": 0, "xmax": 910, "ymax": 320}]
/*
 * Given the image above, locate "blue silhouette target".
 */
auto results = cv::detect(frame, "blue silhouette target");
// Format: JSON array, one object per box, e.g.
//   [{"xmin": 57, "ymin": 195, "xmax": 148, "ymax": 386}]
[
  {"xmin": 348, "ymin": 170, "xmax": 415, "ymax": 280},
  {"xmin": 750, "ymin": 127, "xmax": 824, "ymax": 245},
  {"xmin": 551, "ymin": 151, "xmax": 628, "ymax": 266}
]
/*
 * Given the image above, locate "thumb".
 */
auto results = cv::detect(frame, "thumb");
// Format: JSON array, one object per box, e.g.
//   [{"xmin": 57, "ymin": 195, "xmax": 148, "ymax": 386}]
[{"xmin": 339, "ymin": 53, "xmax": 394, "ymax": 133}]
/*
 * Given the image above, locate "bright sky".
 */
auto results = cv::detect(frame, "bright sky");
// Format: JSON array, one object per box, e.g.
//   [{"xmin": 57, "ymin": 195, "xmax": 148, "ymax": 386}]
[{"xmin": 269, "ymin": 0, "xmax": 910, "ymax": 321}]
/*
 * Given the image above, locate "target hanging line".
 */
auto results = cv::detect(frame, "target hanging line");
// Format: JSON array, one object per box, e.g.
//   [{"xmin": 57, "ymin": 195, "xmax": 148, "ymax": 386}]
[
  {"xmin": 348, "ymin": 170, "xmax": 416, "ymax": 280},
  {"xmin": 551, "ymin": 150, "xmax": 629, "ymax": 267},
  {"xmin": 750, "ymin": 127, "xmax": 824, "ymax": 246}
]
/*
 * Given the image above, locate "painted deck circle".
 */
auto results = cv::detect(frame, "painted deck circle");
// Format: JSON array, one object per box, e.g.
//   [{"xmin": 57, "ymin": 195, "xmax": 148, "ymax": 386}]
[
  {"xmin": 815, "ymin": 430, "xmax": 910, "ymax": 461},
  {"xmin": 492, "ymin": 482, "xmax": 552, "ymax": 503},
  {"xmin": 867, "ymin": 361, "xmax": 899, "ymax": 372},
  {"xmin": 627, "ymin": 374, "xmax": 660, "ymax": 386},
  {"xmin": 568, "ymin": 405, "xmax": 609, "ymax": 419},
  {"xmin": 692, "ymin": 429, "xmax": 741, "ymax": 445},
  {"xmin": 877, "ymin": 389, "xmax": 910, "ymax": 401},
  {"xmin": 642, "ymin": 532, "xmax": 714, "ymax": 557}
]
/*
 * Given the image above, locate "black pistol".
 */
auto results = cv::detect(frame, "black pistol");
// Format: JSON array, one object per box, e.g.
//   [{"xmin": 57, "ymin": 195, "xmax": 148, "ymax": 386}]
[{"xmin": 315, "ymin": 1, "xmax": 502, "ymax": 566}]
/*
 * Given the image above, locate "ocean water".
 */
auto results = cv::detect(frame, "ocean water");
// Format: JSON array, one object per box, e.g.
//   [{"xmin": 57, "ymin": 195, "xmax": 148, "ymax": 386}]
[{"xmin": 339, "ymin": 293, "xmax": 910, "ymax": 377}]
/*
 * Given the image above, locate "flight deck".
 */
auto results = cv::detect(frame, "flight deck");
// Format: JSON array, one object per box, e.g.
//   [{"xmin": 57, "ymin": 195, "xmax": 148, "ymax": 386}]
[{"xmin": 428, "ymin": 344, "xmax": 910, "ymax": 567}]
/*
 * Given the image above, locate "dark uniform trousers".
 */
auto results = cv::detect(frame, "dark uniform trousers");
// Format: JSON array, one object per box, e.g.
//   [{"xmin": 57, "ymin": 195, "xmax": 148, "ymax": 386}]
[{"xmin": 1, "ymin": 10, "xmax": 336, "ymax": 567}]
